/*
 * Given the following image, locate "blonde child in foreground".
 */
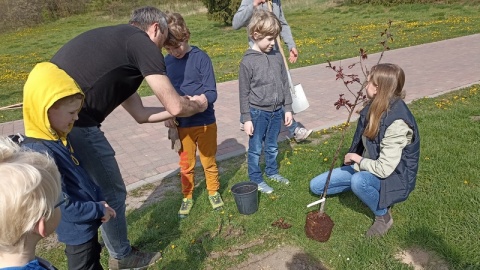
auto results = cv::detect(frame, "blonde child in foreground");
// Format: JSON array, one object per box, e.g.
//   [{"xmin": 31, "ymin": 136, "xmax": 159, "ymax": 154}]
[
  {"xmin": 163, "ymin": 12, "xmax": 224, "ymax": 218},
  {"xmin": 239, "ymin": 9, "xmax": 293, "ymax": 194},
  {"xmin": 310, "ymin": 63, "xmax": 420, "ymax": 237},
  {"xmin": 0, "ymin": 137, "xmax": 62, "ymax": 269}
]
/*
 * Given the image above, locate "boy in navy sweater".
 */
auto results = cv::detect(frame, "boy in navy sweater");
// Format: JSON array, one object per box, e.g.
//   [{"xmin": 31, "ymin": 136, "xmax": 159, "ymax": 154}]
[{"xmin": 163, "ymin": 12, "xmax": 224, "ymax": 218}]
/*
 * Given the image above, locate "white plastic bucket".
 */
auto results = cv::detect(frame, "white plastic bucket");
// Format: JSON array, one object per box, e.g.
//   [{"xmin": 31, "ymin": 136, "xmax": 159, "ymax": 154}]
[{"xmin": 291, "ymin": 84, "xmax": 309, "ymax": 114}]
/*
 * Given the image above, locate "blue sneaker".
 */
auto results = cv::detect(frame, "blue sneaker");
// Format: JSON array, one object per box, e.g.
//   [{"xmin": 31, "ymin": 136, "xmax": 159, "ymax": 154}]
[
  {"xmin": 268, "ymin": 174, "xmax": 290, "ymax": 185},
  {"xmin": 257, "ymin": 181, "xmax": 274, "ymax": 194}
]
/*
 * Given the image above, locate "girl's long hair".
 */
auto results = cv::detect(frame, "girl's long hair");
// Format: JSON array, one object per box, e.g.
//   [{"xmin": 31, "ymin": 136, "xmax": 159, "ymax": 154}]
[{"xmin": 364, "ymin": 63, "xmax": 406, "ymax": 140}]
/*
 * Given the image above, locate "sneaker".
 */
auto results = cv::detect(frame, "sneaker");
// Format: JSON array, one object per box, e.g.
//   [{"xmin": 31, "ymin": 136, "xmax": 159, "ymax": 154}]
[
  {"xmin": 257, "ymin": 181, "xmax": 274, "ymax": 194},
  {"xmin": 178, "ymin": 198, "xmax": 193, "ymax": 218},
  {"xmin": 294, "ymin": 127, "xmax": 313, "ymax": 142},
  {"xmin": 240, "ymin": 123, "xmax": 244, "ymax": 131},
  {"xmin": 268, "ymin": 174, "xmax": 290, "ymax": 185},
  {"xmin": 365, "ymin": 211, "xmax": 393, "ymax": 237},
  {"xmin": 208, "ymin": 192, "xmax": 224, "ymax": 210},
  {"xmin": 108, "ymin": 246, "xmax": 162, "ymax": 270}
]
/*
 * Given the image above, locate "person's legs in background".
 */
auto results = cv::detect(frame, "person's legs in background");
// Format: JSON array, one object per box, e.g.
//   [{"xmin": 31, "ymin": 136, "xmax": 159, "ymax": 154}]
[
  {"xmin": 243, "ymin": 111, "xmax": 312, "ymax": 143},
  {"xmin": 69, "ymin": 126, "xmax": 161, "ymax": 269},
  {"xmin": 283, "ymin": 110, "xmax": 312, "ymax": 142}
]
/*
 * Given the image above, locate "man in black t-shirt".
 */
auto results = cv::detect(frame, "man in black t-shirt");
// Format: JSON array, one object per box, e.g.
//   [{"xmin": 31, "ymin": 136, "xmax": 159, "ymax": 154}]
[{"xmin": 50, "ymin": 6, "xmax": 207, "ymax": 270}]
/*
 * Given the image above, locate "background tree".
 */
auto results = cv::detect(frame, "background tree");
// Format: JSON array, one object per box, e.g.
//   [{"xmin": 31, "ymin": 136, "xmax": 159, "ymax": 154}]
[{"xmin": 201, "ymin": 0, "xmax": 241, "ymax": 25}]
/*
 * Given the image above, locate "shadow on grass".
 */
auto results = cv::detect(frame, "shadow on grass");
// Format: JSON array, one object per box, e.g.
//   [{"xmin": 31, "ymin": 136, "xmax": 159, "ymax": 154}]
[
  {"xmin": 402, "ymin": 226, "xmax": 479, "ymax": 269},
  {"xmin": 337, "ymin": 192, "xmax": 372, "ymax": 218}
]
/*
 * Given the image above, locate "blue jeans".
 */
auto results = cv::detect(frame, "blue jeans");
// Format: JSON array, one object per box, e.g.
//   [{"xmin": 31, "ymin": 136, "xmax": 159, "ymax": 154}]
[
  {"xmin": 309, "ymin": 165, "xmax": 387, "ymax": 216},
  {"xmin": 241, "ymin": 111, "xmax": 298, "ymax": 136},
  {"xmin": 248, "ymin": 108, "xmax": 283, "ymax": 183},
  {"xmin": 69, "ymin": 126, "xmax": 131, "ymax": 259}
]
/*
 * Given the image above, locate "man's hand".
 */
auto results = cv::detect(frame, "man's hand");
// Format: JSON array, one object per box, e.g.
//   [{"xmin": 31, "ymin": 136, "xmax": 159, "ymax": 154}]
[
  {"xmin": 244, "ymin": 121, "xmax": 254, "ymax": 136},
  {"xmin": 284, "ymin": 112, "xmax": 293, "ymax": 127},
  {"xmin": 253, "ymin": 0, "xmax": 266, "ymax": 7},
  {"xmin": 289, "ymin": 48, "xmax": 299, "ymax": 63},
  {"xmin": 189, "ymin": 94, "xmax": 208, "ymax": 112}
]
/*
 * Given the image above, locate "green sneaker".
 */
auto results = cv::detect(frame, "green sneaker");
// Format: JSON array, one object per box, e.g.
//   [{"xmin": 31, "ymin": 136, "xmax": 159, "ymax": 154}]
[
  {"xmin": 208, "ymin": 192, "xmax": 224, "ymax": 210},
  {"xmin": 178, "ymin": 198, "xmax": 193, "ymax": 218}
]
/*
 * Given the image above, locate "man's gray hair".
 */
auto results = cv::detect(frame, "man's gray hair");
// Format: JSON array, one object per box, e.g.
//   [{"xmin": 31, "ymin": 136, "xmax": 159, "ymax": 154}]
[{"xmin": 129, "ymin": 6, "xmax": 168, "ymax": 34}]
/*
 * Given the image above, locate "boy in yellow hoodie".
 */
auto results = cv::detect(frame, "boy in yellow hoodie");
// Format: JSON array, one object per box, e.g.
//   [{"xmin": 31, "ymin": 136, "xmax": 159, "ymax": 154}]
[{"xmin": 22, "ymin": 62, "xmax": 116, "ymax": 269}]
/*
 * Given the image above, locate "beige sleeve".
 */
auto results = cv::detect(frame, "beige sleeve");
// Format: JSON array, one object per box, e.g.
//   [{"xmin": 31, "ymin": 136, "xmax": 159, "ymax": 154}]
[{"xmin": 359, "ymin": 120, "xmax": 413, "ymax": 178}]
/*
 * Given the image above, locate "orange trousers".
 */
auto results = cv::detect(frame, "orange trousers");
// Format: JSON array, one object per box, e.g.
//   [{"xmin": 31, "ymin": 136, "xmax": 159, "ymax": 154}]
[{"xmin": 177, "ymin": 123, "xmax": 219, "ymax": 198}]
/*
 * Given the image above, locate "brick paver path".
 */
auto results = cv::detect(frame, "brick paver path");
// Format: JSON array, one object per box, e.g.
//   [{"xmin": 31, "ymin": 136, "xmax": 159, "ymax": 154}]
[{"xmin": 1, "ymin": 34, "xmax": 479, "ymax": 190}]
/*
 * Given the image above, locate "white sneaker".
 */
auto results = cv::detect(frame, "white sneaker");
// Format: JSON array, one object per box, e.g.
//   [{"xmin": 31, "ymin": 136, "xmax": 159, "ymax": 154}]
[
  {"xmin": 240, "ymin": 123, "xmax": 244, "ymax": 131},
  {"xmin": 257, "ymin": 182, "xmax": 274, "ymax": 194},
  {"xmin": 294, "ymin": 127, "xmax": 313, "ymax": 142}
]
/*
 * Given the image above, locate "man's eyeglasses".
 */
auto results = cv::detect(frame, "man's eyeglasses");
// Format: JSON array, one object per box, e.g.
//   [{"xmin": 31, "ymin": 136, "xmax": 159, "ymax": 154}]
[{"xmin": 55, "ymin": 192, "xmax": 69, "ymax": 208}]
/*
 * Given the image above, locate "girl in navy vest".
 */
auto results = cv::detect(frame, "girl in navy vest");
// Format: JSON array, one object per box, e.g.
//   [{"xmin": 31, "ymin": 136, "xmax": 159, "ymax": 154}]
[{"xmin": 310, "ymin": 63, "xmax": 420, "ymax": 237}]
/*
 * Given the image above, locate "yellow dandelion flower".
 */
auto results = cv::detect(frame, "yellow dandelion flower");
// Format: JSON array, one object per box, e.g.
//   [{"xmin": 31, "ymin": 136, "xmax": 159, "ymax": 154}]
[
  {"xmin": 463, "ymin": 180, "xmax": 468, "ymax": 185},
  {"xmin": 171, "ymin": 245, "xmax": 176, "ymax": 249},
  {"xmin": 323, "ymin": 158, "xmax": 328, "ymax": 162}
]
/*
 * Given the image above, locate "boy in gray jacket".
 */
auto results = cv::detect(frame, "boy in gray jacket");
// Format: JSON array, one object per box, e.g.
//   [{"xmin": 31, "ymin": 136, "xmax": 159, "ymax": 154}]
[
  {"xmin": 233, "ymin": 0, "xmax": 312, "ymax": 142},
  {"xmin": 239, "ymin": 9, "xmax": 293, "ymax": 194}
]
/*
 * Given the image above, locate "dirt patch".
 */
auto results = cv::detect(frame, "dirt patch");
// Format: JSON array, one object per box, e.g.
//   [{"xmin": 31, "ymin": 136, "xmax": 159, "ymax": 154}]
[
  {"xmin": 229, "ymin": 245, "xmax": 327, "ymax": 270},
  {"xmin": 395, "ymin": 246, "xmax": 449, "ymax": 270}
]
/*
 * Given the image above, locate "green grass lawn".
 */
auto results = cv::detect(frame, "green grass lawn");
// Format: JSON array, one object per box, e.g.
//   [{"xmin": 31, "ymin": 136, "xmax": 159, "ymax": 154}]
[
  {"xmin": 36, "ymin": 84, "xmax": 480, "ymax": 269},
  {"xmin": 2, "ymin": 0, "xmax": 480, "ymax": 268},
  {"xmin": 1, "ymin": 0, "xmax": 480, "ymax": 122}
]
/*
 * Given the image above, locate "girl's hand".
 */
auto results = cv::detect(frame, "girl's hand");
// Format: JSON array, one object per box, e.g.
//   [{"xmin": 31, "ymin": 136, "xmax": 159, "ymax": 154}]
[
  {"xmin": 101, "ymin": 202, "xmax": 117, "ymax": 223},
  {"xmin": 244, "ymin": 121, "xmax": 254, "ymax": 136},
  {"xmin": 344, "ymin": 153, "xmax": 361, "ymax": 165},
  {"xmin": 284, "ymin": 112, "xmax": 293, "ymax": 127}
]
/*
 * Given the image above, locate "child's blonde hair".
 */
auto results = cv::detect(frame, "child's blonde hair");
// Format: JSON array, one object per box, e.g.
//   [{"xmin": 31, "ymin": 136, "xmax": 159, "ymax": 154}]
[
  {"xmin": 0, "ymin": 137, "xmax": 61, "ymax": 253},
  {"xmin": 164, "ymin": 12, "xmax": 190, "ymax": 48},
  {"xmin": 248, "ymin": 9, "xmax": 281, "ymax": 40},
  {"xmin": 364, "ymin": 63, "xmax": 406, "ymax": 139},
  {"xmin": 50, "ymin": 93, "xmax": 84, "ymax": 109}
]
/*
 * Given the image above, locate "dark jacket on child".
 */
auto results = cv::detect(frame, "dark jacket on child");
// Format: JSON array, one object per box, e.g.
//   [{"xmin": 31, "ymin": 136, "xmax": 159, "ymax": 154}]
[
  {"xmin": 22, "ymin": 62, "xmax": 105, "ymax": 246},
  {"xmin": 348, "ymin": 99, "xmax": 420, "ymax": 208}
]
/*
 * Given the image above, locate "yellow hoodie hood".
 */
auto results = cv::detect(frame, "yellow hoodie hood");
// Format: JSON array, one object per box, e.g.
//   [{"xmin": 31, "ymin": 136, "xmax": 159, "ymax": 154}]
[{"xmin": 23, "ymin": 62, "xmax": 83, "ymax": 144}]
